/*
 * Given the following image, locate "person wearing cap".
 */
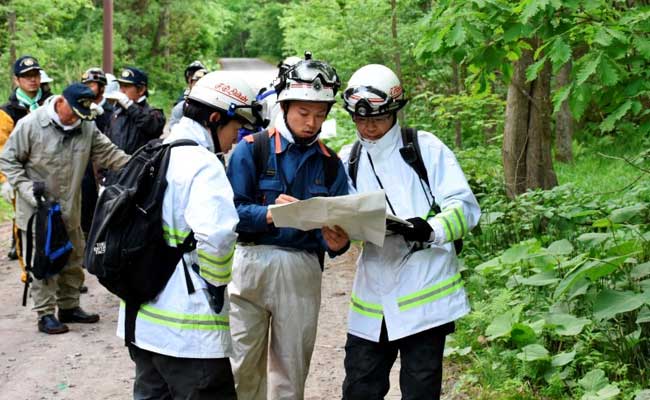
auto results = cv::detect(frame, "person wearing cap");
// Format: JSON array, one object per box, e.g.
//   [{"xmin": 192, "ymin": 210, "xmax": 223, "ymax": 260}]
[
  {"xmin": 0, "ymin": 56, "xmax": 53, "ymax": 261},
  {"xmin": 226, "ymin": 54, "xmax": 351, "ymax": 399},
  {"xmin": 173, "ymin": 60, "xmax": 207, "ymax": 106},
  {"xmin": 118, "ymin": 71, "xmax": 261, "ymax": 400},
  {"xmin": 102, "ymin": 66, "xmax": 165, "ymax": 185},
  {"xmin": 39, "ymin": 70, "xmax": 54, "ymax": 95},
  {"xmin": 338, "ymin": 65, "xmax": 481, "ymax": 399},
  {"xmin": 168, "ymin": 67, "xmax": 207, "ymax": 130},
  {"xmin": 0, "ymin": 83, "xmax": 130, "ymax": 335}
]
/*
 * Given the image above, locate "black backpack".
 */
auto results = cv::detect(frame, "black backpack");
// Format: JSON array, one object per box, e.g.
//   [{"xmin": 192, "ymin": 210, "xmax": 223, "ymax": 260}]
[
  {"xmin": 84, "ymin": 139, "xmax": 197, "ymax": 344},
  {"xmin": 348, "ymin": 127, "xmax": 463, "ymax": 254},
  {"xmin": 22, "ymin": 199, "xmax": 73, "ymax": 306}
]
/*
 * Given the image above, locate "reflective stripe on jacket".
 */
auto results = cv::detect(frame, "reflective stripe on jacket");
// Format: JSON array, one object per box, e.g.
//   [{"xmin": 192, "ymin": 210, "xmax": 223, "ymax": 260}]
[
  {"xmin": 117, "ymin": 117, "xmax": 239, "ymax": 358},
  {"xmin": 340, "ymin": 123, "xmax": 481, "ymax": 342}
]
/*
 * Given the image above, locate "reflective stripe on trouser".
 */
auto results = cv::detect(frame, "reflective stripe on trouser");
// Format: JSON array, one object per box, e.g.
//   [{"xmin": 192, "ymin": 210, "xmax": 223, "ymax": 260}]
[
  {"xmin": 229, "ymin": 245, "xmax": 322, "ymax": 400},
  {"xmin": 24, "ymin": 227, "xmax": 85, "ymax": 317}
]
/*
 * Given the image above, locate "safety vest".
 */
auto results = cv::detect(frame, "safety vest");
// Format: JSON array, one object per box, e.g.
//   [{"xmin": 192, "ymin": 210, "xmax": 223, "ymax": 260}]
[
  {"xmin": 340, "ymin": 123, "xmax": 481, "ymax": 342},
  {"xmin": 117, "ymin": 117, "xmax": 239, "ymax": 358}
]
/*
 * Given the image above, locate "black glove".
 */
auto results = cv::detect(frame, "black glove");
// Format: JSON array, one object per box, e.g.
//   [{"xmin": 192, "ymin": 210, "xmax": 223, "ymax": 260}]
[
  {"xmin": 400, "ymin": 217, "xmax": 433, "ymax": 242},
  {"xmin": 33, "ymin": 181, "xmax": 46, "ymax": 202}
]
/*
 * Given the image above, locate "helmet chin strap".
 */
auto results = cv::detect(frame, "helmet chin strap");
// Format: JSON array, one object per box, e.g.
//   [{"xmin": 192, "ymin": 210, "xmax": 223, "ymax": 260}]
[
  {"xmin": 206, "ymin": 120, "xmax": 225, "ymax": 163},
  {"xmin": 283, "ymin": 112, "xmax": 320, "ymax": 147}
]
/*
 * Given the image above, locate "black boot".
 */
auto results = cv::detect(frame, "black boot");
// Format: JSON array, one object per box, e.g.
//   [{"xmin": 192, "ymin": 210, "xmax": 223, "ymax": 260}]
[
  {"xmin": 38, "ymin": 314, "xmax": 69, "ymax": 334},
  {"xmin": 58, "ymin": 307, "xmax": 100, "ymax": 323},
  {"xmin": 7, "ymin": 234, "xmax": 17, "ymax": 260}
]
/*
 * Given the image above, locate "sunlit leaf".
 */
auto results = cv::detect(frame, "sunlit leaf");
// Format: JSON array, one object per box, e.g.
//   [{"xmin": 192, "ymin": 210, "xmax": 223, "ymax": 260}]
[
  {"xmin": 547, "ymin": 239, "xmax": 573, "ymax": 256},
  {"xmin": 551, "ymin": 350, "xmax": 576, "ymax": 367},
  {"xmin": 516, "ymin": 344, "xmax": 549, "ymax": 361},
  {"xmin": 546, "ymin": 313, "xmax": 590, "ymax": 336},
  {"xmin": 593, "ymin": 289, "xmax": 646, "ymax": 321}
]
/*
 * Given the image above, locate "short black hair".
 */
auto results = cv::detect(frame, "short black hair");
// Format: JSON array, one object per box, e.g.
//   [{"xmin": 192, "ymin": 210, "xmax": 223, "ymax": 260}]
[{"xmin": 183, "ymin": 98, "xmax": 232, "ymax": 127}]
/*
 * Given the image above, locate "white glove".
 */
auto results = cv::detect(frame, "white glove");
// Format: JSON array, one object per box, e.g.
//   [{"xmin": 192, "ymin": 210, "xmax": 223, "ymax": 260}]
[
  {"xmin": 90, "ymin": 102, "xmax": 104, "ymax": 117},
  {"xmin": 104, "ymin": 91, "xmax": 133, "ymax": 109},
  {"xmin": 1, "ymin": 181, "xmax": 14, "ymax": 203}
]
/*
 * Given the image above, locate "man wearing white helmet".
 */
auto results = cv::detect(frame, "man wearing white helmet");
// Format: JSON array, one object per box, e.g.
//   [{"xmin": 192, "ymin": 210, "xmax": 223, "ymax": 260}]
[
  {"xmin": 339, "ymin": 64, "xmax": 481, "ymax": 399},
  {"xmin": 168, "ymin": 67, "xmax": 208, "ymax": 130},
  {"xmin": 117, "ymin": 71, "xmax": 261, "ymax": 399},
  {"xmin": 226, "ymin": 54, "xmax": 351, "ymax": 400}
]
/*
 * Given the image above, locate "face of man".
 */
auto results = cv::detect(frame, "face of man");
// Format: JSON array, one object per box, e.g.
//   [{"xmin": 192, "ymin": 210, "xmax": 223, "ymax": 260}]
[
  {"xmin": 119, "ymin": 83, "xmax": 146, "ymax": 101},
  {"xmin": 55, "ymin": 97, "xmax": 80, "ymax": 126},
  {"xmin": 353, "ymin": 114, "xmax": 395, "ymax": 141},
  {"xmin": 16, "ymin": 70, "xmax": 41, "ymax": 96},
  {"xmin": 284, "ymin": 101, "xmax": 329, "ymax": 139},
  {"xmin": 85, "ymin": 82, "xmax": 105, "ymax": 102}
]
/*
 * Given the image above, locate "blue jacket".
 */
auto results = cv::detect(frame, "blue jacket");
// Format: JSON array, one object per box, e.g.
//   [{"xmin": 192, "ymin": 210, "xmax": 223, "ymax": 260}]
[{"xmin": 227, "ymin": 126, "xmax": 349, "ymax": 256}]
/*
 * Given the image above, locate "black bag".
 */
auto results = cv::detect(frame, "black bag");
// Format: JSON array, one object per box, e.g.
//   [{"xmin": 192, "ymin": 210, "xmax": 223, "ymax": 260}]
[
  {"xmin": 84, "ymin": 139, "xmax": 197, "ymax": 344},
  {"xmin": 23, "ymin": 199, "xmax": 73, "ymax": 306}
]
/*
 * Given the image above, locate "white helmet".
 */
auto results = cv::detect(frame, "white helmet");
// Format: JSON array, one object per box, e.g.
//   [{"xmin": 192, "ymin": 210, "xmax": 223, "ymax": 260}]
[
  {"xmin": 342, "ymin": 64, "xmax": 407, "ymax": 116},
  {"xmin": 276, "ymin": 55, "xmax": 341, "ymax": 104},
  {"xmin": 188, "ymin": 71, "xmax": 261, "ymax": 128},
  {"xmin": 39, "ymin": 70, "xmax": 53, "ymax": 83},
  {"xmin": 277, "ymin": 56, "xmax": 302, "ymax": 76}
]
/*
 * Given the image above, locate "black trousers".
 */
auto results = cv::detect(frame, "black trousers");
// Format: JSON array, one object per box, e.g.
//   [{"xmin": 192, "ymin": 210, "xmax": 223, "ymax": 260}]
[
  {"xmin": 342, "ymin": 320, "xmax": 454, "ymax": 400},
  {"xmin": 128, "ymin": 345, "xmax": 237, "ymax": 400}
]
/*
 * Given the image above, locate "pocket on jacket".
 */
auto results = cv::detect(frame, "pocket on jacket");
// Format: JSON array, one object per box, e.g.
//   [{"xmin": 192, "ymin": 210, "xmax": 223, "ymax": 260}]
[{"xmin": 258, "ymin": 178, "xmax": 283, "ymax": 205}]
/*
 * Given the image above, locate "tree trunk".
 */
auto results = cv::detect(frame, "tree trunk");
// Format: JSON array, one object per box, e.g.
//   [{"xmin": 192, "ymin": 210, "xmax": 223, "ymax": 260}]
[
  {"xmin": 452, "ymin": 61, "xmax": 463, "ymax": 149},
  {"xmin": 151, "ymin": 0, "xmax": 170, "ymax": 58},
  {"xmin": 555, "ymin": 61, "xmax": 574, "ymax": 162},
  {"xmin": 391, "ymin": 0, "xmax": 405, "ymax": 124},
  {"xmin": 503, "ymin": 40, "xmax": 557, "ymax": 198},
  {"xmin": 8, "ymin": 11, "xmax": 16, "ymax": 83}
]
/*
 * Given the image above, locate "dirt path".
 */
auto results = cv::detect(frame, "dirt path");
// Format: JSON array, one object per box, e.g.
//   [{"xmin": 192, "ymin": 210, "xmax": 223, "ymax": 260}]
[{"xmin": 0, "ymin": 221, "xmax": 460, "ymax": 399}]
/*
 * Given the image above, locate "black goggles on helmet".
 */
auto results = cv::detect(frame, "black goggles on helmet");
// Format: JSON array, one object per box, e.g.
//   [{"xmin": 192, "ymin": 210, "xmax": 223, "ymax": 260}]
[
  {"xmin": 227, "ymin": 101, "xmax": 264, "ymax": 129},
  {"xmin": 343, "ymin": 85, "xmax": 406, "ymax": 116},
  {"xmin": 82, "ymin": 69, "xmax": 107, "ymax": 85},
  {"xmin": 286, "ymin": 61, "xmax": 341, "ymax": 89}
]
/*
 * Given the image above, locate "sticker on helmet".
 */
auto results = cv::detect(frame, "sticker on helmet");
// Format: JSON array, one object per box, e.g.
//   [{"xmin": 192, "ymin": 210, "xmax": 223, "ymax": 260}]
[{"xmin": 214, "ymin": 83, "xmax": 249, "ymax": 103}]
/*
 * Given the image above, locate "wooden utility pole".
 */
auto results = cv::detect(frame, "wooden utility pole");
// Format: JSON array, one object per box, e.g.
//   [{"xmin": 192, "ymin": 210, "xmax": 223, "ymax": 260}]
[
  {"xmin": 8, "ymin": 11, "xmax": 16, "ymax": 82},
  {"xmin": 103, "ymin": 0, "xmax": 113, "ymax": 73}
]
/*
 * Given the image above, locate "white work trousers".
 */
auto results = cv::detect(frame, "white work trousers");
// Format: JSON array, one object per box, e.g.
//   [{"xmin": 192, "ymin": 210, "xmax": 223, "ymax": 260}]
[{"xmin": 229, "ymin": 245, "xmax": 322, "ymax": 400}]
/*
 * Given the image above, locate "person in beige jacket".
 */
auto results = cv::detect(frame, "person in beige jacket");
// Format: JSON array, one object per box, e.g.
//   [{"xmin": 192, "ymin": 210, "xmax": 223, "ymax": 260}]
[{"xmin": 0, "ymin": 83, "xmax": 130, "ymax": 334}]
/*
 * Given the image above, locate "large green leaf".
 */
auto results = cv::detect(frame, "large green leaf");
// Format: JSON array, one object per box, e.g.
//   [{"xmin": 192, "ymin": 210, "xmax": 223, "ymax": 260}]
[
  {"xmin": 551, "ymin": 350, "xmax": 576, "ymax": 367},
  {"xmin": 510, "ymin": 323, "xmax": 537, "ymax": 347},
  {"xmin": 582, "ymin": 385, "xmax": 621, "ymax": 400},
  {"xmin": 610, "ymin": 204, "xmax": 647, "ymax": 224},
  {"xmin": 447, "ymin": 20, "xmax": 466, "ymax": 47},
  {"xmin": 600, "ymin": 100, "xmax": 632, "ymax": 132},
  {"xmin": 548, "ymin": 37, "xmax": 571, "ymax": 73},
  {"xmin": 598, "ymin": 58, "xmax": 620, "ymax": 87},
  {"xmin": 554, "ymin": 256, "xmax": 627, "ymax": 299},
  {"xmin": 546, "ymin": 313, "xmax": 590, "ymax": 336},
  {"xmin": 593, "ymin": 289, "xmax": 646, "ymax": 321},
  {"xmin": 519, "ymin": 270, "xmax": 559, "ymax": 286},
  {"xmin": 634, "ymin": 36, "xmax": 650, "ymax": 59},
  {"xmin": 631, "ymin": 262, "xmax": 650, "ymax": 280},
  {"xmin": 547, "ymin": 239, "xmax": 573, "ymax": 256},
  {"xmin": 516, "ymin": 344, "xmax": 549, "ymax": 361},
  {"xmin": 526, "ymin": 55, "xmax": 548, "ymax": 82},
  {"xmin": 637, "ymin": 306, "xmax": 650, "ymax": 324},
  {"xmin": 552, "ymin": 83, "xmax": 573, "ymax": 113},
  {"xmin": 579, "ymin": 369, "xmax": 609, "ymax": 392},
  {"xmin": 576, "ymin": 233, "xmax": 610, "ymax": 248},
  {"xmin": 576, "ymin": 52, "xmax": 602, "ymax": 85}
]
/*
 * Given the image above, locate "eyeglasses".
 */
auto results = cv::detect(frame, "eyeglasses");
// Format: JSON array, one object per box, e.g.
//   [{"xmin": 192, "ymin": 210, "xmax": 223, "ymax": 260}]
[{"xmin": 352, "ymin": 114, "xmax": 393, "ymax": 126}]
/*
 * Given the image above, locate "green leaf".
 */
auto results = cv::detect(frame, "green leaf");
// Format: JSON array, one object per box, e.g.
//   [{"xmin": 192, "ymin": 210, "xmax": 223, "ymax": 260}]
[
  {"xmin": 593, "ymin": 289, "xmax": 646, "ymax": 321},
  {"xmin": 593, "ymin": 27, "xmax": 612, "ymax": 47},
  {"xmin": 519, "ymin": 270, "xmax": 559, "ymax": 286},
  {"xmin": 519, "ymin": 0, "xmax": 550, "ymax": 23},
  {"xmin": 569, "ymin": 83, "xmax": 591, "ymax": 119},
  {"xmin": 583, "ymin": 385, "xmax": 621, "ymax": 400},
  {"xmin": 634, "ymin": 36, "xmax": 650, "ymax": 59},
  {"xmin": 516, "ymin": 344, "xmax": 549, "ymax": 361},
  {"xmin": 610, "ymin": 204, "xmax": 647, "ymax": 224},
  {"xmin": 476, "ymin": 257, "xmax": 502, "ymax": 273},
  {"xmin": 447, "ymin": 20, "xmax": 466, "ymax": 47},
  {"xmin": 548, "ymin": 38, "xmax": 571, "ymax": 73},
  {"xmin": 600, "ymin": 100, "xmax": 632, "ymax": 132},
  {"xmin": 552, "ymin": 83, "xmax": 572, "ymax": 114},
  {"xmin": 579, "ymin": 369, "xmax": 608, "ymax": 392},
  {"xmin": 599, "ymin": 58, "xmax": 620, "ymax": 87},
  {"xmin": 486, "ymin": 309, "xmax": 517, "ymax": 340},
  {"xmin": 631, "ymin": 262, "xmax": 650, "ymax": 280},
  {"xmin": 546, "ymin": 313, "xmax": 590, "ymax": 336},
  {"xmin": 526, "ymin": 55, "xmax": 548, "ymax": 82},
  {"xmin": 576, "ymin": 52, "xmax": 602, "ymax": 85},
  {"xmin": 634, "ymin": 389, "xmax": 650, "ymax": 400},
  {"xmin": 577, "ymin": 232, "xmax": 610, "ymax": 248},
  {"xmin": 547, "ymin": 239, "xmax": 573, "ymax": 256},
  {"xmin": 510, "ymin": 323, "xmax": 537, "ymax": 347},
  {"xmin": 551, "ymin": 350, "xmax": 576, "ymax": 367},
  {"xmin": 635, "ymin": 306, "xmax": 650, "ymax": 324}
]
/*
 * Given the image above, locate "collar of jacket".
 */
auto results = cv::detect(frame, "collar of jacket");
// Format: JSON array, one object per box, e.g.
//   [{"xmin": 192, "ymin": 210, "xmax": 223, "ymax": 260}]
[
  {"xmin": 36, "ymin": 96, "xmax": 82, "ymax": 132},
  {"xmin": 273, "ymin": 114, "xmax": 329, "ymax": 157},
  {"xmin": 166, "ymin": 116, "xmax": 215, "ymax": 152},
  {"xmin": 357, "ymin": 122, "xmax": 401, "ymax": 159}
]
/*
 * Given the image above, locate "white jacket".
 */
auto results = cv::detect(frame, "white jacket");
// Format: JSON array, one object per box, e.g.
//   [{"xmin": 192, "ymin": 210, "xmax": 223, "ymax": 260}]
[
  {"xmin": 340, "ymin": 123, "xmax": 481, "ymax": 342},
  {"xmin": 117, "ymin": 117, "xmax": 239, "ymax": 358}
]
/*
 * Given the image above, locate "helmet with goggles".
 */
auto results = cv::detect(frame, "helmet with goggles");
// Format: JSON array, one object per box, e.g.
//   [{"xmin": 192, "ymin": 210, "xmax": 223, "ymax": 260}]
[
  {"xmin": 188, "ymin": 71, "xmax": 262, "ymax": 129},
  {"xmin": 81, "ymin": 67, "xmax": 108, "ymax": 86},
  {"xmin": 276, "ymin": 52, "xmax": 341, "ymax": 104},
  {"xmin": 342, "ymin": 64, "xmax": 407, "ymax": 117}
]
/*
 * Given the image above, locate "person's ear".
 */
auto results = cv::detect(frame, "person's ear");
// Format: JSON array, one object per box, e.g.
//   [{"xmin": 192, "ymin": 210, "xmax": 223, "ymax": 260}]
[{"xmin": 208, "ymin": 112, "xmax": 221, "ymax": 123}]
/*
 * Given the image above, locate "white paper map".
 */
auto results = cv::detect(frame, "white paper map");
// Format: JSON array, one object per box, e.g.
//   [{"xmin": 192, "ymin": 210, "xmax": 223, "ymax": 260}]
[{"xmin": 269, "ymin": 190, "xmax": 403, "ymax": 247}]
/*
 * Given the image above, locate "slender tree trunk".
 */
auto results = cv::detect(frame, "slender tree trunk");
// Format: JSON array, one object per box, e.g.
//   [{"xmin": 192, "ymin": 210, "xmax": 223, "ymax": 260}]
[
  {"xmin": 452, "ymin": 61, "xmax": 463, "ymax": 148},
  {"xmin": 8, "ymin": 11, "xmax": 16, "ymax": 83},
  {"xmin": 555, "ymin": 61, "xmax": 574, "ymax": 162},
  {"xmin": 503, "ymin": 40, "xmax": 557, "ymax": 198},
  {"xmin": 391, "ymin": 0, "xmax": 405, "ymax": 124}
]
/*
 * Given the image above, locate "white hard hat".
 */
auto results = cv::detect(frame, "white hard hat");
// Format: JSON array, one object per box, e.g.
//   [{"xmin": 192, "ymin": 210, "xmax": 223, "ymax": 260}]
[
  {"xmin": 276, "ymin": 58, "xmax": 340, "ymax": 104},
  {"xmin": 39, "ymin": 70, "xmax": 53, "ymax": 83},
  {"xmin": 188, "ymin": 71, "xmax": 261, "ymax": 128},
  {"xmin": 342, "ymin": 64, "xmax": 407, "ymax": 116}
]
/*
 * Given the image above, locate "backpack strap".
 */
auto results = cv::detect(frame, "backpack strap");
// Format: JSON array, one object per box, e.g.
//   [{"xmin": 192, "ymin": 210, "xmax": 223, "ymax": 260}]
[
  {"xmin": 348, "ymin": 140, "xmax": 363, "ymax": 189},
  {"xmin": 318, "ymin": 140, "xmax": 340, "ymax": 189},
  {"xmin": 22, "ymin": 212, "xmax": 37, "ymax": 307}
]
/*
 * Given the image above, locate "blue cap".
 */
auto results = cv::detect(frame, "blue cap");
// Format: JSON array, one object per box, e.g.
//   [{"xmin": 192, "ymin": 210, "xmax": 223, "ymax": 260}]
[
  {"xmin": 14, "ymin": 55, "xmax": 42, "ymax": 76},
  {"xmin": 116, "ymin": 66, "xmax": 148, "ymax": 86},
  {"xmin": 62, "ymin": 83, "xmax": 97, "ymax": 120}
]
